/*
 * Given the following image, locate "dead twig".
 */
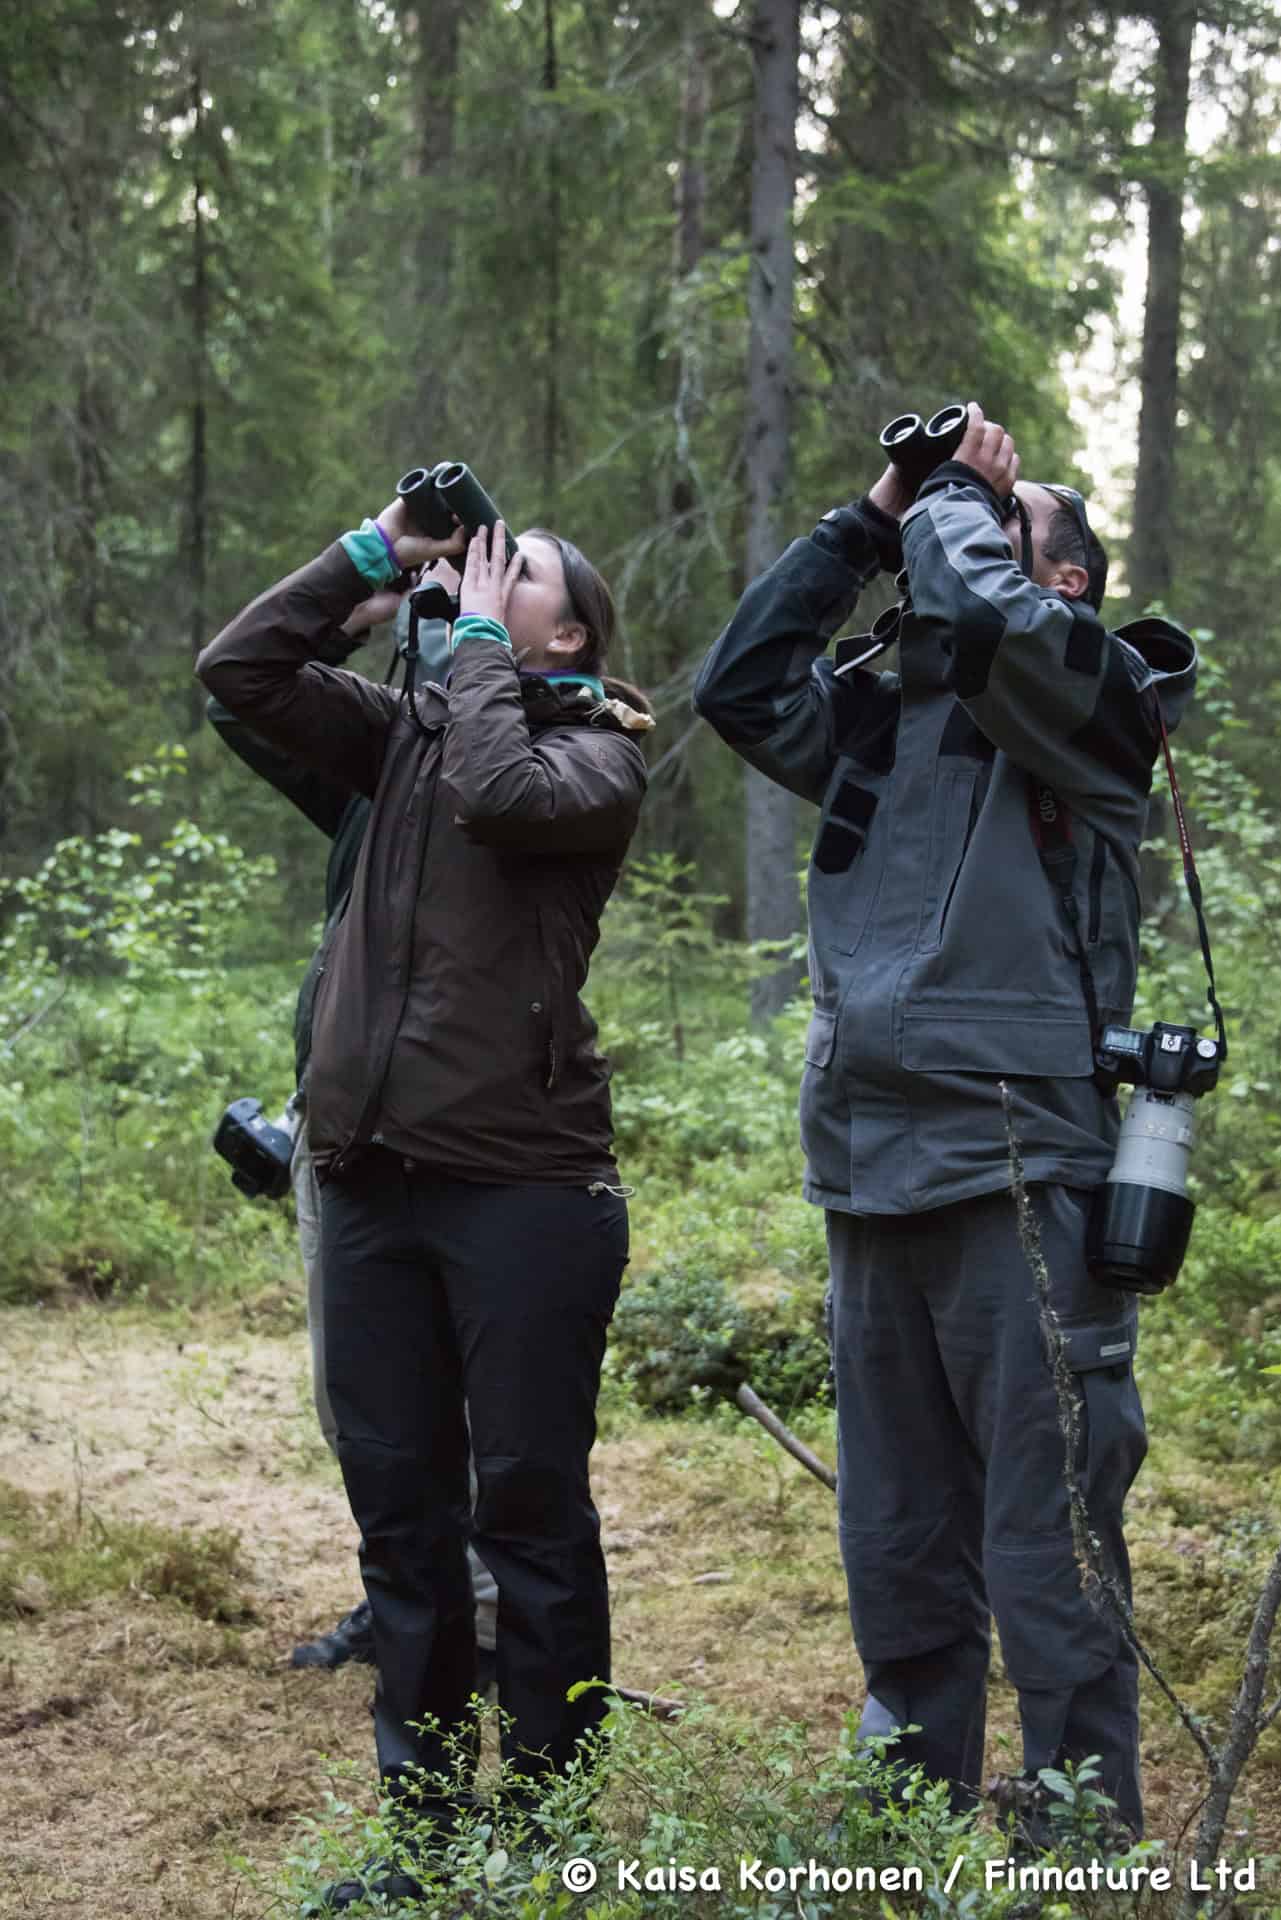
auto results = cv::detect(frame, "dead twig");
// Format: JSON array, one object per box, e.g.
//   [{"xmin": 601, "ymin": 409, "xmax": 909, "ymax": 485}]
[
  {"xmin": 734, "ymin": 1382, "xmax": 836, "ymax": 1492},
  {"xmin": 1000, "ymin": 1080, "xmax": 1281, "ymax": 1914}
]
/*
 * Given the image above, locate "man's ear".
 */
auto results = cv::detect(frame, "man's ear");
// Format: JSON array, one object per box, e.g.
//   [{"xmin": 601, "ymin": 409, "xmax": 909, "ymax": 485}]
[
  {"xmin": 548, "ymin": 621, "xmax": 588, "ymax": 661},
  {"xmin": 1050, "ymin": 562, "xmax": 1090, "ymax": 602}
]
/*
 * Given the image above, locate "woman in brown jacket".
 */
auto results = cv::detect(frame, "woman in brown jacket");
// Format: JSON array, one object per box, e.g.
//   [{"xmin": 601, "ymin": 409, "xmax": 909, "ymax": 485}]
[{"xmin": 197, "ymin": 497, "xmax": 652, "ymax": 1911}]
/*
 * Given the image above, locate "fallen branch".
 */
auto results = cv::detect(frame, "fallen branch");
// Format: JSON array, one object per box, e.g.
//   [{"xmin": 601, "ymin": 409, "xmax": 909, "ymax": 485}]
[{"xmin": 733, "ymin": 1381, "xmax": 837, "ymax": 1492}]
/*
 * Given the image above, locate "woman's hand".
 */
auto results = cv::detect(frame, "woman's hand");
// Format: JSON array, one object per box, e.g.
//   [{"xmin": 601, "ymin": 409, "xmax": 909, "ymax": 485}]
[
  {"xmin": 459, "ymin": 521, "xmax": 523, "ymax": 628},
  {"xmin": 341, "ymin": 556, "xmax": 463, "ymax": 641},
  {"xmin": 374, "ymin": 496, "xmax": 469, "ymax": 572}
]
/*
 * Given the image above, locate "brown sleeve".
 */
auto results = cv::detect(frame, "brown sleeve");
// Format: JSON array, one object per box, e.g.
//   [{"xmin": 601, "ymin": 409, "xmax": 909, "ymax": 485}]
[
  {"xmin": 443, "ymin": 640, "xmax": 647, "ymax": 852},
  {"xmin": 195, "ymin": 543, "xmax": 399, "ymax": 799}
]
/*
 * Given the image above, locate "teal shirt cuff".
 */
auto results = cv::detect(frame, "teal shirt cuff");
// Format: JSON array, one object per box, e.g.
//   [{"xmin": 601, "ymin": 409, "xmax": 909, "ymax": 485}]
[
  {"xmin": 451, "ymin": 614, "xmax": 513, "ymax": 653},
  {"xmin": 340, "ymin": 519, "xmax": 402, "ymax": 589}
]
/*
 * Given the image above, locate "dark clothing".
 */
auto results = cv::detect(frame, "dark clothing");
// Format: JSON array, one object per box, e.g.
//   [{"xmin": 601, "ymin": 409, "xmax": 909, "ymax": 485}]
[
  {"xmin": 693, "ymin": 469, "xmax": 1196, "ymax": 1213},
  {"xmin": 694, "ymin": 468, "xmax": 1188, "ymax": 1830},
  {"xmin": 196, "ymin": 542, "xmax": 648, "ymax": 1185},
  {"xmin": 206, "ymin": 695, "xmax": 368, "ymax": 1083},
  {"xmin": 828, "ymin": 1183, "xmax": 1145, "ymax": 1833},
  {"xmin": 320, "ymin": 1153, "xmax": 628, "ymax": 1784}
]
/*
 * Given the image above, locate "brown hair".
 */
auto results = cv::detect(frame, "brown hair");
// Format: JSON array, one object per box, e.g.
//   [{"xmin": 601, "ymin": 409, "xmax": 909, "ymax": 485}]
[{"xmin": 524, "ymin": 528, "xmax": 654, "ymax": 717}]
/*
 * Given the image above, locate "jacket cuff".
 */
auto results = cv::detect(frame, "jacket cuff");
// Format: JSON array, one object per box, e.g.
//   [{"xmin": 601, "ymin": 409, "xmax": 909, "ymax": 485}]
[
  {"xmin": 915, "ymin": 460, "xmax": 1006, "ymax": 518},
  {"xmin": 811, "ymin": 498, "xmax": 901, "ymax": 575},
  {"xmin": 340, "ymin": 518, "xmax": 403, "ymax": 589}
]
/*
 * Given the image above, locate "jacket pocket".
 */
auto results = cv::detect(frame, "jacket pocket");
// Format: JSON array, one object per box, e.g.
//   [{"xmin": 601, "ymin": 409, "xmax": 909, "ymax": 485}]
[
  {"xmin": 899, "ymin": 991, "xmax": 1095, "ymax": 1077},
  {"xmin": 915, "ymin": 769, "xmax": 977, "ymax": 954}
]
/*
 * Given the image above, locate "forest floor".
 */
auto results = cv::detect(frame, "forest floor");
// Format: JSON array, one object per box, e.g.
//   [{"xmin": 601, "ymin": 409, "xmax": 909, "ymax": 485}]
[{"xmin": 1, "ymin": 1302, "xmax": 1280, "ymax": 1919}]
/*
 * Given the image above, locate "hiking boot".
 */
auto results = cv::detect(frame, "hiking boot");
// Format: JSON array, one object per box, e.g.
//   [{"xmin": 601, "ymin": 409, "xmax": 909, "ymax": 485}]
[{"xmin": 291, "ymin": 1600, "xmax": 376, "ymax": 1670}]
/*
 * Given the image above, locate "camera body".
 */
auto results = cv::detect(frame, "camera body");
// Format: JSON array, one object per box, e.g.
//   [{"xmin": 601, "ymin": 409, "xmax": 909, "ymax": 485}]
[
  {"xmin": 213, "ymin": 1094, "xmax": 301, "ymax": 1200},
  {"xmin": 1088, "ymin": 1022, "xmax": 1222, "ymax": 1295}
]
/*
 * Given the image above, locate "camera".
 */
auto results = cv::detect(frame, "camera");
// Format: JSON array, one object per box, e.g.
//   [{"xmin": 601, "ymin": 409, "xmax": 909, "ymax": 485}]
[
  {"xmin": 213, "ymin": 1093, "xmax": 302, "ymax": 1200},
  {"xmin": 1087, "ymin": 1021, "xmax": 1223, "ymax": 1295}
]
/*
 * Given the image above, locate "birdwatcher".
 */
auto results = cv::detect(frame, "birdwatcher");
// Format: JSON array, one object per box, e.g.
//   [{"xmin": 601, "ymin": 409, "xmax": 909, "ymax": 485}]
[
  {"xmin": 198, "ymin": 490, "xmax": 653, "ymax": 1912},
  {"xmin": 693, "ymin": 402, "xmax": 1197, "ymax": 1840}
]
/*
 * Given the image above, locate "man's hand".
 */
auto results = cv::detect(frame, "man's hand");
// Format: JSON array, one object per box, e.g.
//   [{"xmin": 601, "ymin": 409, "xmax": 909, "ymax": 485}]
[
  {"xmin": 953, "ymin": 402, "xmax": 1019, "ymax": 497},
  {"xmin": 375, "ymin": 496, "xmax": 469, "ymax": 572},
  {"xmin": 866, "ymin": 463, "xmax": 915, "ymax": 522}
]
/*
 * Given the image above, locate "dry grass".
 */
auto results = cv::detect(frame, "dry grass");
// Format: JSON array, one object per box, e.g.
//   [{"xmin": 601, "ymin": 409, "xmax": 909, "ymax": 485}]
[{"xmin": 0, "ymin": 1304, "xmax": 1279, "ymax": 1918}]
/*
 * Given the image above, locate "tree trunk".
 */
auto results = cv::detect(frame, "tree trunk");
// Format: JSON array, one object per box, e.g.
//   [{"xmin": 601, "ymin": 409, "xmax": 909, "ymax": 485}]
[
  {"xmin": 1130, "ymin": 0, "xmax": 1195, "ymax": 609},
  {"xmin": 187, "ymin": 58, "xmax": 210, "ymax": 742},
  {"xmin": 542, "ymin": 0, "xmax": 562, "ymax": 516},
  {"xmin": 744, "ymin": 0, "xmax": 802, "ymax": 1023},
  {"xmin": 404, "ymin": 0, "xmax": 462, "ymax": 451}
]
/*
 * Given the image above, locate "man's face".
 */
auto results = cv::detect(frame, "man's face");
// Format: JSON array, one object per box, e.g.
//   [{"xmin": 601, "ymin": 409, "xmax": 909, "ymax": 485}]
[{"xmin": 999, "ymin": 482, "xmax": 1088, "ymax": 602}]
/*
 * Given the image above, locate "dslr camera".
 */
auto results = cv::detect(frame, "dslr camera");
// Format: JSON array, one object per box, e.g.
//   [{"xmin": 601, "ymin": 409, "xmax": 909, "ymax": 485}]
[
  {"xmin": 213, "ymin": 1092, "xmax": 302, "ymax": 1200},
  {"xmin": 1088, "ymin": 1021, "xmax": 1222, "ymax": 1295}
]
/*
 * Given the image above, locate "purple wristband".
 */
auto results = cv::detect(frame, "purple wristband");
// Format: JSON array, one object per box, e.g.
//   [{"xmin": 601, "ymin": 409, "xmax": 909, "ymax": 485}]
[{"xmin": 372, "ymin": 518, "xmax": 399, "ymax": 570}]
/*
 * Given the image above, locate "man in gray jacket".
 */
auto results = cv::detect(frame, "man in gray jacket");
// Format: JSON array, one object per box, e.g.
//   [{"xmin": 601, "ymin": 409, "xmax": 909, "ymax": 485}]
[{"xmin": 694, "ymin": 406, "xmax": 1196, "ymax": 1837}]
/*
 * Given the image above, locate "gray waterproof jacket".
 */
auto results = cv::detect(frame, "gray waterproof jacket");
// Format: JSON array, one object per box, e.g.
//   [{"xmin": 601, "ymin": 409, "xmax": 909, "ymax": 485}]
[{"xmin": 694, "ymin": 461, "xmax": 1197, "ymax": 1215}]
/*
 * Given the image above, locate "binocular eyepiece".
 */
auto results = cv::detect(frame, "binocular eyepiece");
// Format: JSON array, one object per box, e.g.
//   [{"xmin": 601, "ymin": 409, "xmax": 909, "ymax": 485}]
[
  {"xmin": 395, "ymin": 461, "xmax": 519, "ymax": 567},
  {"xmin": 879, "ymin": 402, "xmax": 969, "ymax": 494}
]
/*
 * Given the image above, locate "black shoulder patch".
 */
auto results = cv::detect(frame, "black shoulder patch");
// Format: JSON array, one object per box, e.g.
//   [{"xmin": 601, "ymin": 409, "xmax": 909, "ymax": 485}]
[
  {"xmin": 1065, "ymin": 613, "xmax": 1105, "ymax": 676},
  {"xmin": 939, "ymin": 704, "xmax": 995, "ymax": 760},
  {"xmin": 1068, "ymin": 643, "xmax": 1156, "ymax": 793}
]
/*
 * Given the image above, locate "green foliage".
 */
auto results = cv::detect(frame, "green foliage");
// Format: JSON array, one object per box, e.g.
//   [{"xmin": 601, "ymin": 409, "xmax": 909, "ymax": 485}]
[
  {"xmin": 0, "ymin": 750, "xmax": 298, "ymax": 1304},
  {"xmin": 269, "ymin": 1699, "xmax": 1007, "ymax": 1919}
]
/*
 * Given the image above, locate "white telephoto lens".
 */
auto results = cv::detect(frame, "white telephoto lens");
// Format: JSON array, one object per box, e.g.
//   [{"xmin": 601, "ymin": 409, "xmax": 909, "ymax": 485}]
[{"xmin": 1108, "ymin": 1087, "xmax": 1196, "ymax": 1197}]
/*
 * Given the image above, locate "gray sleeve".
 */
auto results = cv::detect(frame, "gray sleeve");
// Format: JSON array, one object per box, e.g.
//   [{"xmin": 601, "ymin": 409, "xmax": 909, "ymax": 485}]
[{"xmin": 902, "ymin": 480, "xmax": 1158, "ymax": 814}]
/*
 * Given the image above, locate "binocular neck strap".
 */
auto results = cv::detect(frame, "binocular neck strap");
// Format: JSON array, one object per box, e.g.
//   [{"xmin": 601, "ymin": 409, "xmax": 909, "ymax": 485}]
[{"xmin": 1150, "ymin": 692, "xmax": 1228, "ymax": 1060}]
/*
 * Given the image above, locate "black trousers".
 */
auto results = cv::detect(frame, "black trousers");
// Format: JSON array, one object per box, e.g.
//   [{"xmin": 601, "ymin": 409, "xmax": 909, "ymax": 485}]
[
  {"xmin": 320, "ymin": 1152, "xmax": 627, "ymax": 1791},
  {"xmin": 828, "ymin": 1184, "xmax": 1148, "ymax": 1835}
]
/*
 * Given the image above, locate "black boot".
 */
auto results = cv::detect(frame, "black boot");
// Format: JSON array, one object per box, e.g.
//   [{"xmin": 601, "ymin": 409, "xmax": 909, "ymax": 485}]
[{"xmin": 291, "ymin": 1600, "xmax": 376, "ymax": 1670}]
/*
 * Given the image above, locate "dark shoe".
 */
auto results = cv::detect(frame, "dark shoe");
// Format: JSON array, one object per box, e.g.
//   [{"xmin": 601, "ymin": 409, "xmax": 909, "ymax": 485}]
[
  {"xmin": 291, "ymin": 1600, "xmax": 376, "ymax": 1670},
  {"xmin": 304, "ymin": 1791, "xmax": 483, "ymax": 1915},
  {"xmin": 304, "ymin": 1855, "xmax": 423, "ymax": 1914}
]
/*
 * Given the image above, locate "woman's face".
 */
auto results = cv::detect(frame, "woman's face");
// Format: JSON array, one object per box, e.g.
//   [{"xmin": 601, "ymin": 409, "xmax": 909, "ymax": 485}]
[{"xmin": 503, "ymin": 534, "xmax": 587, "ymax": 673}]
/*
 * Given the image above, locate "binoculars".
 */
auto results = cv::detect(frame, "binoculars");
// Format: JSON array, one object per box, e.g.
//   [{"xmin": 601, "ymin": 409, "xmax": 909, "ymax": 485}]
[
  {"xmin": 395, "ymin": 461, "xmax": 519, "ymax": 567},
  {"xmin": 878, "ymin": 402, "xmax": 969, "ymax": 494}
]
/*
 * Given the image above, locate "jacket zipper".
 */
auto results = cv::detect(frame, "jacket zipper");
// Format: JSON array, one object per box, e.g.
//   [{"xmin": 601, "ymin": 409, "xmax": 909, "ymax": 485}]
[
  {"xmin": 338, "ymin": 739, "xmax": 442, "ymax": 1167},
  {"xmin": 1088, "ymin": 832, "xmax": 1107, "ymax": 945}
]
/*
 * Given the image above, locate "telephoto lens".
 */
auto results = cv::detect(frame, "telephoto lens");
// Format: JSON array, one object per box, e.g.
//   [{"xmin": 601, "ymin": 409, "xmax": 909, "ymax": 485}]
[{"xmin": 1087, "ymin": 1087, "xmax": 1198, "ymax": 1294}]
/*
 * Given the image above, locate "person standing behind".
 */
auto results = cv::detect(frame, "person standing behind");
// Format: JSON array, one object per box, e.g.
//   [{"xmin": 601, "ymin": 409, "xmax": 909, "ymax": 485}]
[{"xmin": 693, "ymin": 404, "xmax": 1196, "ymax": 1838}]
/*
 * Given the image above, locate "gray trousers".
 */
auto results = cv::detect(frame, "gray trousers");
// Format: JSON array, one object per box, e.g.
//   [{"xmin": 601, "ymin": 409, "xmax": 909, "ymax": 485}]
[
  {"xmin": 292, "ymin": 1125, "xmax": 499, "ymax": 1651},
  {"xmin": 828, "ymin": 1183, "xmax": 1146, "ymax": 1834}
]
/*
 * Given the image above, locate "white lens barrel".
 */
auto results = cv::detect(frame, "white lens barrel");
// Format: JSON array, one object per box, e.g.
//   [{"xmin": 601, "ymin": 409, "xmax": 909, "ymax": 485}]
[{"xmin": 1108, "ymin": 1087, "xmax": 1196, "ymax": 1197}]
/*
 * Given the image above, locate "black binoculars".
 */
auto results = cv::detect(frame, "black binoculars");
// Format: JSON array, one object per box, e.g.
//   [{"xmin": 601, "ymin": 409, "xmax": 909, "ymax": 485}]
[
  {"xmin": 878, "ymin": 402, "xmax": 969, "ymax": 494},
  {"xmin": 395, "ymin": 461, "xmax": 519, "ymax": 566}
]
